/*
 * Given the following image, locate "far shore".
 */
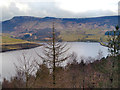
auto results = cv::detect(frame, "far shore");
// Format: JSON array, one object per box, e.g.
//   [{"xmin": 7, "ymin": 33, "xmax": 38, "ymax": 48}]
[
  {"xmin": 0, "ymin": 41, "xmax": 108, "ymax": 52},
  {"xmin": 0, "ymin": 42, "xmax": 42, "ymax": 52}
]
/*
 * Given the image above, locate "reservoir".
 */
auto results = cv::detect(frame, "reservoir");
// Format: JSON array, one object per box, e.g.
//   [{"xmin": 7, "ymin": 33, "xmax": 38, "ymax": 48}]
[{"xmin": 0, "ymin": 42, "xmax": 109, "ymax": 81}]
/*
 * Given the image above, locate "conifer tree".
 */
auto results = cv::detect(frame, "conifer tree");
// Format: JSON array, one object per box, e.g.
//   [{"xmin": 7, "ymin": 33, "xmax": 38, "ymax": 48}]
[
  {"xmin": 36, "ymin": 22, "xmax": 70, "ymax": 87},
  {"xmin": 107, "ymin": 25, "xmax": 120, "ymax": 88}
]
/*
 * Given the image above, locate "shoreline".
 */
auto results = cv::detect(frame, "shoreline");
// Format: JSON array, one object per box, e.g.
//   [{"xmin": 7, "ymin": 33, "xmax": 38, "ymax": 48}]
[
  {"xmin": 0, "ymin": 42, "xmax": 42, "ymax": 52},
  {"xmin": 0, "ymin": 41, "xmax": 108, "ymax": 53},
  {"xmin": 99, "ymin": 42, "xmax": 108, "ymax": 47}
]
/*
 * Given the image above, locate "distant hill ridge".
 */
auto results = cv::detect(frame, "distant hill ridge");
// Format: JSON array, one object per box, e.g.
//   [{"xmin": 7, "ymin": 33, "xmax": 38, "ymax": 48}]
[{"xmin": 1, "ymin": 15, "xmax": 119, "ymax": 41}]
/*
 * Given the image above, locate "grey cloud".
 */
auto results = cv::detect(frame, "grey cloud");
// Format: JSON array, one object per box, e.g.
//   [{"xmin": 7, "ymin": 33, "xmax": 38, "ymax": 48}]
[
  {"xmin": 2, "ymin": 2, "xmax": 30, "ymax": 21},
  {"xmin": 1, "ymin": 2, "xmax": 117, "ymax": 21}
]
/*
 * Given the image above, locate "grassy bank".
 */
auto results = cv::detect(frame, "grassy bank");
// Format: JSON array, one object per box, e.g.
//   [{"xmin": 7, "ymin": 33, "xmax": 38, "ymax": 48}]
[
  {"xmin": 1, "ymin": 42, "xmax": 41, "ymax": 52},
  {"xmin": 0, "ymin": 34, "xmax": 42, "ymax": 52}
]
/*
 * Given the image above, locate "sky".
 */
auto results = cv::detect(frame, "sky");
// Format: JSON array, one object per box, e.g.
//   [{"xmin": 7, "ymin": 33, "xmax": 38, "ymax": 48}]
[{"xmin": 0, "ymin": 0, "xmax": 120, "ymax": 21}]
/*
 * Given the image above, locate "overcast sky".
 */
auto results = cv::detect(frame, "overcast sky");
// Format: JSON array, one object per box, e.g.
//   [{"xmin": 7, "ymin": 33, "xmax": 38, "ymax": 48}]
[{"xmin": 0, "ymin": 0, "xmax": 119, "ymax": 21}]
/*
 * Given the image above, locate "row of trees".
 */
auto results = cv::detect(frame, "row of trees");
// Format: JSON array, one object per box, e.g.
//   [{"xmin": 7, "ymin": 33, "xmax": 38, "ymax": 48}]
[{"xmin": 2, "ymin": 53, "xmax": 119, "ymax": 88}]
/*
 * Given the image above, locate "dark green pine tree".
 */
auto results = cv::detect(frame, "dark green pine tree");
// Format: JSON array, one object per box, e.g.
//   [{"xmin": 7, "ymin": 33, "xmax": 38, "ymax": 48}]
[{"xmin": 107, "ymin": 25, "xmax": 120, "ymax": 88}]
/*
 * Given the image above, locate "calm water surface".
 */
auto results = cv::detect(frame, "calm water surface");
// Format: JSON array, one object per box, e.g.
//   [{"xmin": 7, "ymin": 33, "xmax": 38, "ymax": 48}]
[{"xmin": 0, "ymin": 42, "xmax": 109, "ymax": 81}]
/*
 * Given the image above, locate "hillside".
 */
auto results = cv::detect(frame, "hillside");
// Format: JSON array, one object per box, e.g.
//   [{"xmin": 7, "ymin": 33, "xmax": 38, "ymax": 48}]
[
  {"xmin": 1, "ymin": 16, "xmax": 119, "ymax": 42},
  {"xmin": 1, "ymin": 33, "xmax": 25, "ymax": 44},
  {"xmin": 0, "ymin": 33, "xmax": 41, "ymax": 52}
]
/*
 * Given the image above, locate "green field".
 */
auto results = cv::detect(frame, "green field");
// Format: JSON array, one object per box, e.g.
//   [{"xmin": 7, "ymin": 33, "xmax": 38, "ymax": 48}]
[
  {"xmin": 0, "ymin": 33, "xmax": 41, "ymax": 52},
  {"xmin": 0, "ymin": 33, "xmax": 27, "ymax": 44},
  {"xmin": 59, "ymin": 29, "xmax": 108, "ymax": 42}
]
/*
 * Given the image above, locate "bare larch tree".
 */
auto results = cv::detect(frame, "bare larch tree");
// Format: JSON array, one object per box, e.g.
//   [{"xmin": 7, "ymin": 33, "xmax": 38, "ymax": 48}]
[{"xmin": 14, "ymin": 51, "xmax": 37, "ymax": 88}]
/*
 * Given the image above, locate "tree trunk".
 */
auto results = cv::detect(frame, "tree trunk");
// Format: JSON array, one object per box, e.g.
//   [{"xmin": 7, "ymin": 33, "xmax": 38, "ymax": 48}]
[{"xmin": 52, "ymin": 22, "xmax": 56, "ymax": 86}]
